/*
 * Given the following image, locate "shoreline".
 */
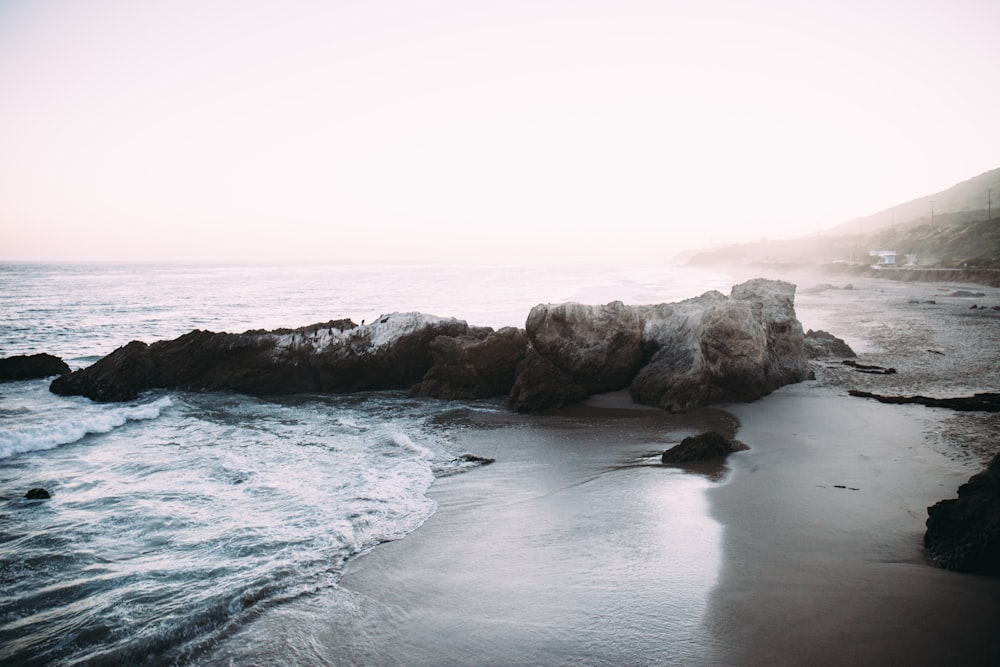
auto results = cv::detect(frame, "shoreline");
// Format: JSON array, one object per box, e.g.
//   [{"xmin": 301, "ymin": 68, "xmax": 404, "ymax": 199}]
[{"xmin": 201, "ymin": 271, "xmax": 1000, "ymax": 665}]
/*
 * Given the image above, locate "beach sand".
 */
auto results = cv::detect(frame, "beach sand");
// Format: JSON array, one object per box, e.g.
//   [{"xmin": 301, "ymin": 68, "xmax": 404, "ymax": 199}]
[{"xmin": 207, "ymin": 274, "xmax": 1000, "ymax": 666}]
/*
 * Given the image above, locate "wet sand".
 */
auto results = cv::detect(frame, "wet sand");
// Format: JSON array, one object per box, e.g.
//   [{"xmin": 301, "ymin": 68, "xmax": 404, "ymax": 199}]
[{"xmin": 207, "ymin": 274, "xmax": 1000, "ymax": 665}]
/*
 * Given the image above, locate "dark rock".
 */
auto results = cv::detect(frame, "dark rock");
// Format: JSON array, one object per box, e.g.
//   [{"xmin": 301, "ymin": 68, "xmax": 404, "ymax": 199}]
[
  {"xmin": 413, "ymin": 327, "xmax": 528, "ymax": 399},
  {"xmin": 0, "ymin": 353, "xmax": 71, "ymax": 381},
  {"xmin": 51, "ymin": 315, "xmax": 470, "ymax": 402},
  {"xmin": 803, "ymin": 329, "xmax": 856, "ymax": 358},
  {"xmin": 661, "ymin": 431, "xmax": 748, "ymax": 464},
  {"xmin": 924, "ymin": 452, "xmax": 1000, "ymax": 575},
  {"xmin": 47, "ymin": 279, "xmax": 814, "ymax": 415},
  {"xmin": 50, "ymin": 341, "xmax": 155, "ymax": 402},
  {"xmin": 25, "ymin": 488, "xmax": 51, "ymax": 500},
  {"xmin": 508, "ymin": 345, "xmax": 589, "ymax": 413},
  {"xmin": 949, "ymin": 290, "xmax": 986, "ymax": 298},
  {"xmin": 523, "ymin": 300, "xmax": 644, "ymax": 394},
  {"xmin": 849, "ymin": 390, "xmax": 1000, "ymax": 412},
  {"xmin": 842, "ymin": 359, "xmax": 896, "ymax": 374}
]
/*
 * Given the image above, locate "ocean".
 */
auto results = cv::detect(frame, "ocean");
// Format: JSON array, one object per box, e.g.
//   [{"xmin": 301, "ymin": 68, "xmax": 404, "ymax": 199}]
[{"xmin": 0, "ymin": 261, "xmax": 731, "ymax": 665}]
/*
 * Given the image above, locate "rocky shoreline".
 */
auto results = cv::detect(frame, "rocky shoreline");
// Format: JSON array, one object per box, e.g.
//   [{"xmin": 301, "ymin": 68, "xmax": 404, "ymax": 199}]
[
  {"xmin": 48, "ymin": 278, "xmax": 813, "ymax": 414},
  {"xmin": 10, "ymin": 273, "xmax": 999, "ymax": 577}
]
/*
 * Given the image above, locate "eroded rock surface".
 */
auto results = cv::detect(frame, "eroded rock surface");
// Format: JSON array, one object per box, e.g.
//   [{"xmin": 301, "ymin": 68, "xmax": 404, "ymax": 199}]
[
  {"xmin": 51, "ymin": 315, "xmax": 469, "ymax": 402},
  {"xmin": 50, "ymin": 279, "xmax": 816, "ymax": 414},
  {"xmin": 925, "ymin": 453, "xmax": 1000, "ymax": 575},
  {"xmin": 803, "ymin": 329, "xmax": 856, "ymax": 359}
]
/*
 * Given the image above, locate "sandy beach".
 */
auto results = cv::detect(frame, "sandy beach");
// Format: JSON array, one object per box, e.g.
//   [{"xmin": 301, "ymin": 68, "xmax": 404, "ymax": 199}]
[{"xmin": 206, "ymin": 273, "xmax": 1000, "ymax": 666}]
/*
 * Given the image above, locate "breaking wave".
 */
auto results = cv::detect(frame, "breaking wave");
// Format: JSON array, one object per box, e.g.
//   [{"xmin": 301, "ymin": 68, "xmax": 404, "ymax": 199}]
[{"xmin": 0, "ymin": 396, "xmax": 171, "ymax": 459}]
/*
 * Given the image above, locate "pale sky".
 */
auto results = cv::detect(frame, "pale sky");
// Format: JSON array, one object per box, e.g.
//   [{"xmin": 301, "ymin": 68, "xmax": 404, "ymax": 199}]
[{"xmin": 1, "ymin": 0, "xmax": 998, "ymax": 263}]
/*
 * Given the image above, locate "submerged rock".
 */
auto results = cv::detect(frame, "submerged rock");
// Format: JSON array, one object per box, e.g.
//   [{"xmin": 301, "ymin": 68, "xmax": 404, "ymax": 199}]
[
  {"xmin": 25, "ymin": 488, "xmax": 51, "ymax": 500},
  {"xmin": 849, "ymin": 390, "xmax": 1000, "ymax": 412},
  {"xmin": 925, "ymin": 453, "xmax": 1000, "ymax": 575},
  {"xmin": 661, "ymin": 431, "xmax": 748, "ymax": 464},
  {"xmin": 0, "ymin": 353, "xmax": 71, "ymax": 381}
]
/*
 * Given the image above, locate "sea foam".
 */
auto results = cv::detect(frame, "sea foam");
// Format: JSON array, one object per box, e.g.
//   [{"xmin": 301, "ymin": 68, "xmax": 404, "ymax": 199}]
[{"xmin": 0, "ymin": 397, "xmax": 170, "ymax": 459}]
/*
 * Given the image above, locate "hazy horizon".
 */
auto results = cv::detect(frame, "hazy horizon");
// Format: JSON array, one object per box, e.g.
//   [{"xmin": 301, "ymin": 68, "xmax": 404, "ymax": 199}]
[{"xmin": 2, "ymin": 0, "xmax": 998, "ymax": 263}]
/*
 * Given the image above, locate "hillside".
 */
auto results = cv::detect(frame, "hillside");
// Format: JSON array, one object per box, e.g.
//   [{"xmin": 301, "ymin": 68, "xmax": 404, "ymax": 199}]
[{"xmin": 687, "ymin": 167, "xmax": 1000, "ymax": 270}]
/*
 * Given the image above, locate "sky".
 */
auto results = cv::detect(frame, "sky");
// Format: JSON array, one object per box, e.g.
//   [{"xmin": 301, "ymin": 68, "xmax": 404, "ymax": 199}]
[{"xmin": 1, "ymin": 0, "xmax": 998, "ymax": 263}]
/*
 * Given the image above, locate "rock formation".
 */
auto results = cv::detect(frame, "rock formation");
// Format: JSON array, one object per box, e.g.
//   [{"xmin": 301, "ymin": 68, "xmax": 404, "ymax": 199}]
[
  {"xmin": 0, "ymin": 353, "xmax": 70, "ymax": 381},
  {"xmin": 412, "ymin": 327, "xmax": 528, "ymax": 400},
  {"xmin": 803, "ymin": 329, "xmax": 856, "ymax": 358},
  {"xmin": 849, "ymin": 390, "xmax": 1000, "ymax": 412},
  {"xmin": 924, "ymin": 452, "xmax": 1000, "ymax": 575},
  {"xmin": 51, "ymin": 279, "xmax": 815, "ymax": 414},
  {"xmin": 51, "ymin": 314, "xmax": 469, "ymax": 402},
  {"xmin": 661, "ymin": 431, "xmax": 748, "ymax": 464},
  {"xmin": 628, "ymin": 279, "xmax": 813, "ymax": 413}
]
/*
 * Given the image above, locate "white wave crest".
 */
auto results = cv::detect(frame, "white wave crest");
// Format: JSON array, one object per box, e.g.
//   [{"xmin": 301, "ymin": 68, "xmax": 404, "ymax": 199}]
[
  {"xmin": 0, "ymin": 397, "xmax": 171, "ymax": 459},
  {"xmin": 391, "ymin": 430, "xmax": 435, "ymax": 459}
]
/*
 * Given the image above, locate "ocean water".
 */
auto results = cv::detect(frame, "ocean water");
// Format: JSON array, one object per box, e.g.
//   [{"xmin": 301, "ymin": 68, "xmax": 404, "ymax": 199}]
[{"xmin": 0, "ymin": 262, "xmax": 730, "ymax": 666}]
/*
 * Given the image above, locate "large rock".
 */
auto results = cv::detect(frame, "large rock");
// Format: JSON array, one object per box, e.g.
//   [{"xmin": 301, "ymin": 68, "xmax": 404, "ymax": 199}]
[
  {"xmin": 509, "ymin": 279, "xmax": 812, "ymax": 413},
  {"xmin": 523, "ymin": 300, "xmax": 644, "ymax": 394},
  {"xmin": 412, "ymin": 327, "xmax": 528, "ymax": 399},
  {"xmin": 49, "ymin": 279, "xmax": 816, "ymax": 414},
  {"xmin": 51, "ymin": 314, "xmax": 470, "ymax": 402},
  {"xmin": 630, "ymin": 279, "xmax": 813, "ymax": 412},
  {"xmin": 0, "ymin": 353, "xmax": 71, "ymax": 381},
  {"xmin": 508, "ymin": 345, "xmax": 590, "ymax": 413},
  {"xmin": 925, "ymin": 452, "xmax": 1000, "ymax": 575}
]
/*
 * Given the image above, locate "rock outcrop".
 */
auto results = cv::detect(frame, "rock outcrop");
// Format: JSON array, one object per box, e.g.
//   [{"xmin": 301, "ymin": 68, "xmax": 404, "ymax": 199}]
[
  {"xmin": 51, "ymin": 314, "xmax": 469, "ymax": 402},
  {"xmin": 509, "ymin": 301, "xmax": 643, "ymax": 411},
  {"xmin": 849, "ymin": 390, "xmax": 1000, "ymax": 412},
  {"xmin": 803, "ymin": 329, "xmax": 856, "ymax": 358},
  {"xmin": 628, "ymin": 279, "xmax": 813, "ymax": 413},
  {"xmin": 661, "ymin": 431, "xmax": 748, "ymax": 464},
  {"xmin": 412, "ymin": 327, "xmax": 528, "ymax": 399},
  {"xmin": 50, "ymin": 279, "xmax": 816, "ymax": 414},
  {"xmin": 0, "ymin": 353, "xmax": 71, "ymax": 381},
  {"xmin": 924, "ymin": 453, "xmax": 1000, "ymax": 575}
]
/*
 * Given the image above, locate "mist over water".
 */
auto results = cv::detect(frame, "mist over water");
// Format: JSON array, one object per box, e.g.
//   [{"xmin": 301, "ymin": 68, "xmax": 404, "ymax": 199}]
[{"xmin": 0, "ymin": 262, "xmax": 731, "ymax": 665}]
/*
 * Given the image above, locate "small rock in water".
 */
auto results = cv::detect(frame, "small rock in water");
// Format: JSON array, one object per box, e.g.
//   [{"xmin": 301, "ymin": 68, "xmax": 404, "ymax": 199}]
[
  {"xmin": 25, "ymin": 488, "xmax": 51, "ymax": 500},
  {"xmin": 661, "ymin": 432, "xmax": 747, "ymax": 464}
]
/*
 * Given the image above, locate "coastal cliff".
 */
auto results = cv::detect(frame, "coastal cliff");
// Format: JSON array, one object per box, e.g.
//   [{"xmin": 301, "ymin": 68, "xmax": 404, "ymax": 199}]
[{"xmin": 51, "ymin": 279, "xmax": 813, "ymax": 412}]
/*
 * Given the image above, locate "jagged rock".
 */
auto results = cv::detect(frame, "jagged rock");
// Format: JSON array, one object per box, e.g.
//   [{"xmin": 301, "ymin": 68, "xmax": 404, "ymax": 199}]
[
  {"xmin": 803, "ymin": 329, "xmax": 856, "ymax": 358},
  {"xmin": 49, "ymin": 279, "xmax": 815, "ymax": 415},
  {"xmin": 925, "ymin": 453, "xmax": 1000, "ymax": 575},
  {"xmin": 508, "ymin": 345, "xmax": 589, "ymax": 413},
  {"xmin": 51, "ymin": 314, "xmax": 469, "ymax": 402},
  {"xmin": 412, "ymin": 327, "xmax": 528, "ymax": 399},
  {"xmin": 661, "ymin": 431, "xmax": 748, "ymax": 464},
  {"xmin": 526, "ymin": 300, "xmax": 644, "ymax": 394},
  {"xmin": 50, "ymin": 341, "xmax": 155, "ymax": 402},
  {"xmin": 630, "ymin": 279, "xmax": 813, "ymax": 412},
  {"xmin": 0, "ymin": 353, "xmax": 71, "ymax": 381},
  {"xmin": 25, "ymin": 488, "xmax": 51, "ymax": 500}
]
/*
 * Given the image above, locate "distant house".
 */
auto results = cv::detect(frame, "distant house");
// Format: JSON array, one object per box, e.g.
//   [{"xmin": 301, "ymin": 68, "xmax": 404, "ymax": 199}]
[{"xmin": 868, "ymin": 250, "xmax": 897, "ymax": 265}]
